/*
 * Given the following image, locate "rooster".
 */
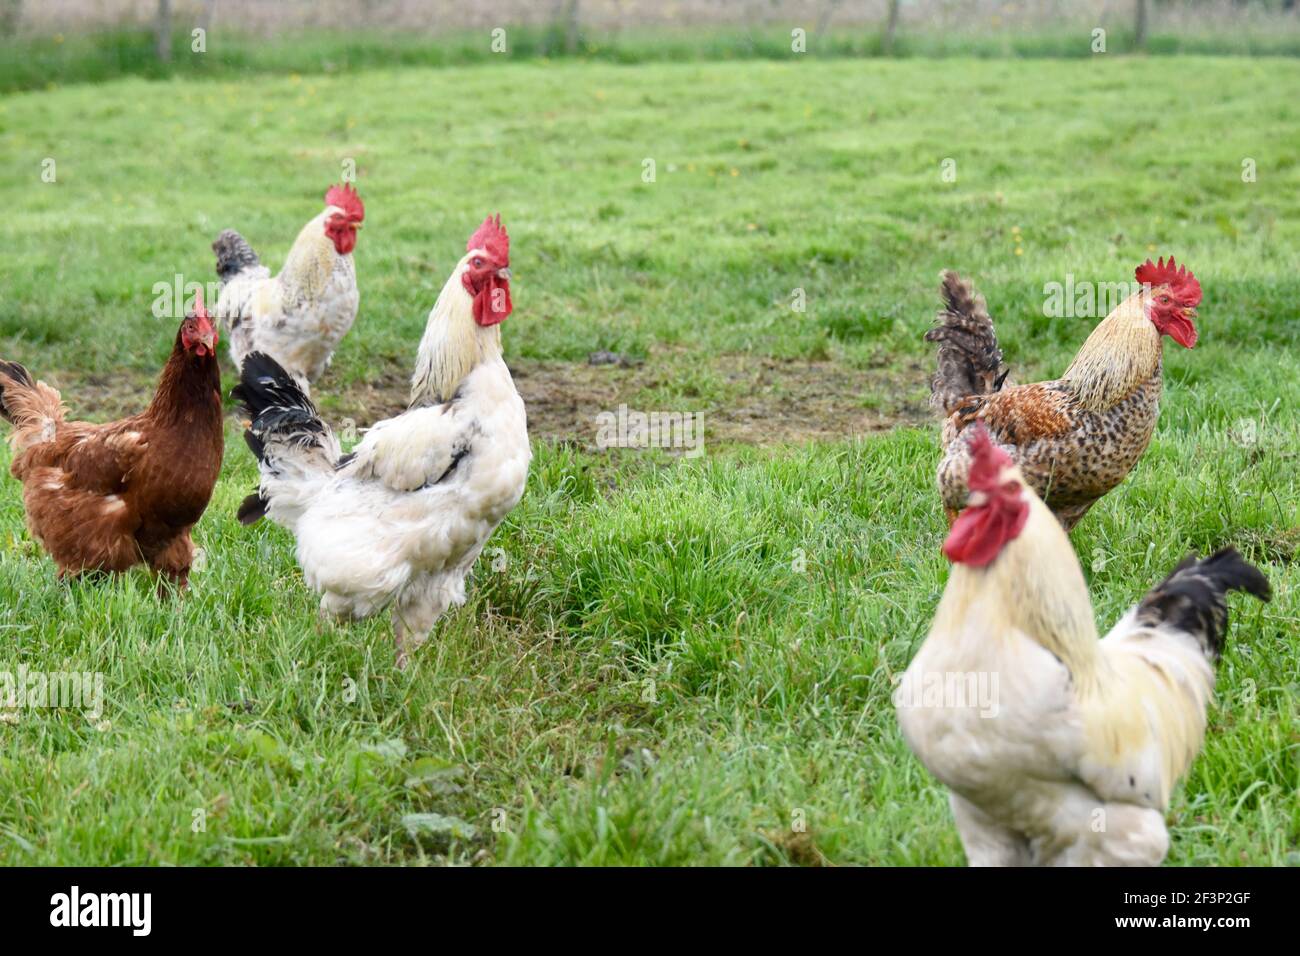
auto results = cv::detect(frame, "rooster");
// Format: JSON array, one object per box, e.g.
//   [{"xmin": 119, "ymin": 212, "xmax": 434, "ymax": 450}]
[
  {"xmin": 212, "ymin": 182, "xmax": 364, "ymax": 389},
  {"xmin": 0, "ymin": 301, "xmax": 223, "ymax": 587},
  {"xmin": 233, "ymin": 215, "xmax": 527, "ymax": 668},
  {"xmin": 927, "ymin": 257, "xmax": 1201, "ymax": 529},
  {"xmin": 896, "ymin": 427, "xmax": 1271, "ymax": 866}
]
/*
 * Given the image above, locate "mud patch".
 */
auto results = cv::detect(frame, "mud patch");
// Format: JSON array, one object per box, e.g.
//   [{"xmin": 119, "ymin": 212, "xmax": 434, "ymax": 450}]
[
  {"xmin": 512, "ymin": 352, "xmax": 930, "ymax": 449},
  {"xmin": 58, "ymin": 352, "xmax": 932, "ymax": 450},
  {"xmin": 41, "ymin": 370, "xmax": 160, "ymax": 423}
]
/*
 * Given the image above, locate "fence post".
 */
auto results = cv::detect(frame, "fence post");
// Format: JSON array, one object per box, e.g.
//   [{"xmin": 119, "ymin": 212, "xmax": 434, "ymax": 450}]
[
  {"xmin": 0, "ymin": 0, "xmax": 21, "ymax": 38},
  {"xmin": 156, "ymin": 0, "xmax": 173, "ymax": 61},
  {"xmin": 883, "ymin": 0, "xmax": 901, "ymax": 56},
  {"xmin": 563, "ymin": 0, "xmax": 580, "ymax": 55}
]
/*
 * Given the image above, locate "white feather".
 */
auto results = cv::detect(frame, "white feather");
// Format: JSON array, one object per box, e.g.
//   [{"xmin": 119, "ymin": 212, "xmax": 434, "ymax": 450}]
[
  {"xmin": 215, "ymin": 207, "xmax": 359, "ymax": 387},
  {"xmin": 897, "ymin": 471, "xmax": 1222, "ymax": 866},
  {"xmin": 252, "ymin": 250, "xmax": 529, "ymax": 664}
]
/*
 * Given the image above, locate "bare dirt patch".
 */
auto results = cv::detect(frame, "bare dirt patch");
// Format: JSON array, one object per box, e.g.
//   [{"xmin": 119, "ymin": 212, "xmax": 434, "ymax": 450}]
[
  {"xmin": 317, "ymin": 350, "xmax": 931, "ymax": 449},
  {"xmin": 510, "ymin": 353, "xmax": 930, "ymax": 448},
  {"xmin": 60, "ymin": 352, "xmax": 931, "ymax": 450},
  {"xmin": 43, "ymin": 370, "xmax": 160, "ymax": 422}
]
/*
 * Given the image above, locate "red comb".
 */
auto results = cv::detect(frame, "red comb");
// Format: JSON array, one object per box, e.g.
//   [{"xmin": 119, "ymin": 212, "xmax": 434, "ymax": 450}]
[
  {"xmin": 467, "ymin": 214, "xmax": 509, "ymax": 264},
  {"xmin": 325, "ymin": 183, "xmax": 364, "ymax": 222},
  {"xmin": 1135, "ymin": 256, "xmax": 1201, "ymax": 307},
  {"xmin": 190, "ymin": 289, "xmax": 209, "ymax": 321},
  {"xmin": 966, "ymin": 424, "xmax": 1013, "ymax": 493},
  {"xmin": 944, "ymin": 425, "xmax": 1028, "ymax": 566}
]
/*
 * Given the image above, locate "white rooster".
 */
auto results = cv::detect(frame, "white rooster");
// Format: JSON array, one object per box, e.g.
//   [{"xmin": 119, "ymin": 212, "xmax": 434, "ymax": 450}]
[
  {"xmin": 233, "ymin": 215, "xmax": 528, "ymax": 668},
  {"xmin": 213, "ymin": 183, "xmax": 364, "ymax": 389},
  {"xmin": 896, "ymin": 425, "xmax": 1271, "ymax": 865}
]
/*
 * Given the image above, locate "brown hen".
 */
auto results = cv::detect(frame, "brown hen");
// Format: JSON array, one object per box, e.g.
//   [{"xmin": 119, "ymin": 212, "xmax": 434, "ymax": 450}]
[{"xmin": 0, "ymin": 302, "xmax": 223, "ymax": 587}]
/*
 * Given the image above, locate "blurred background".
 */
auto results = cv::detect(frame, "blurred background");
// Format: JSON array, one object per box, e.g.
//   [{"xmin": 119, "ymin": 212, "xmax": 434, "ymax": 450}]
[{"xmin": 4, "ymin": 1, "xmax": 1300, "ymax": 92}]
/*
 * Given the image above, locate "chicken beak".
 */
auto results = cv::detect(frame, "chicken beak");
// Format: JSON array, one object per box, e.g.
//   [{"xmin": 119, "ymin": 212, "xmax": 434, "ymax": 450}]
[
  {"xmin": 195, "ymin": 318, "xmax": 217, "ymax": 352},
  {"xmin": 496, "ymin": 267, "xmax": 511, "ymax": 281}
]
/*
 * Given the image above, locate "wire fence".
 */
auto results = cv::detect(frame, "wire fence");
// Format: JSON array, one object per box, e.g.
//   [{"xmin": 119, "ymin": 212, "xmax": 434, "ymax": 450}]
[{"xmin": 12, "ymin": 1, "xmax": 1300, "ymax": 40}]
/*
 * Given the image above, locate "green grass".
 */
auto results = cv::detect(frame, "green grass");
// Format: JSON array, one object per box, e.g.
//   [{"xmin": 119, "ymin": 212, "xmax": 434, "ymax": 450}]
[
  {"xmin": 4, "ymin": 23, "xmax": 1300, "ymax": 94},
  {"xmin": 0, "ymin": 56, "xmax": 1297, "ymax": 865}
]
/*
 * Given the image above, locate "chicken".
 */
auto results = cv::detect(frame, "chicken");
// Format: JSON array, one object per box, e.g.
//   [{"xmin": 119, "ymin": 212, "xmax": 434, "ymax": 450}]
[
  {"xmin": 895, "ymin": 426, "xmax": 1271, "ymax": 866},
  {"xmin": 0, "ymin": 301, "xmax": 223, "ymax": 588},
  {"xmin": 233, "ymin": 215, "xmax": 528, "ymax": 667},
  {"xmin": 212, "ymin": 182, "xmax": 364, "ymax": 389},
  {"xmin": 927, "ymin": 257, "xmax": 1201, "ymax": 529}
]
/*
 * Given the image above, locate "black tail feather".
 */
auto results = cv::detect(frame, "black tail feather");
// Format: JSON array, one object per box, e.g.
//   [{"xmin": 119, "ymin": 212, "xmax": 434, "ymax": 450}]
[
  {"xmin": 237, "ymin": 492, "xmax": 268, "ymax": 526},
  {"xmin": 243, "ymin": 427, "xmax": 265, "ymax": 462},
  {"xmin": 232, "ymin": 352, "xmax": 331, "ymax": 466},
  {"xmin": 1137, "ymin": 548, "xmax": 1272, "ymax": 661},
  {"xmin": 232, "ymin": 352, "xmax": 316, "ymax": 421},
  {"xmin": 231, "ymin": 349, "xmax": 334, "ymax": 526}
]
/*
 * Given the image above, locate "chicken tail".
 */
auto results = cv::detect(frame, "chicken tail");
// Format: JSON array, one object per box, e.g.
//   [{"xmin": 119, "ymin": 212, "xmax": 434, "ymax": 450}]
[
  {"xmin": 1135, "ymin": 548, "xmax": 1271, "ymax": 662},
  {"xmin": 213, "ymin": 229, "xmax": 262, "ymax": 290},
  {"xmin": 925, "ymin": 271, "xmax": 1008, "ymax": 416},
  {"xmin": 0, "ymin": 359, "xmax": 65, "ymax": 454},
  {"xmin": 232, "ymin": 352, "xmax": 339, "ymax": 527}
]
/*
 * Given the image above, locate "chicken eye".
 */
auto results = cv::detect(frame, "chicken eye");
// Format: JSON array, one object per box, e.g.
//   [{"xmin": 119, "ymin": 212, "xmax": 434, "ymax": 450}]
[{"xmin": 472, "ymin": 257, "xmax": 484, "ymax": 268}]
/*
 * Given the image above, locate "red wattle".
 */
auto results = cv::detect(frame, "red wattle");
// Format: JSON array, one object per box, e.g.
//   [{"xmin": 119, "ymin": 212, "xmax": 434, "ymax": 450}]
[
  {"xmin": 330, "ymin": 226, "xmax": 357, "ymax": 255},
  {"xmin": 1165, "ymin": 314, "xmax": 1197, "ymax": 348},
  {"xmin": 943, "ymin": 496, "xmax": 1029, "ymax": 567},
  {"xmin": 473, "ymin": 277, "xmax": 512, "ymax": 327}
]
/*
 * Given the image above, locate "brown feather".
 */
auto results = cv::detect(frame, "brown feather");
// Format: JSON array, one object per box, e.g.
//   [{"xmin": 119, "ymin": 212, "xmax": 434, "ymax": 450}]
[
  {"xmin": 932, "ymin": 273, "xmax": 1168, "ymax": 530},
  {"xmin": 925, "ymin": 271, "xmax": 1008, "ymax": 415},
  {"xmin": 0, "ymin": 325, "xmax": 223, "ymax": 583}
]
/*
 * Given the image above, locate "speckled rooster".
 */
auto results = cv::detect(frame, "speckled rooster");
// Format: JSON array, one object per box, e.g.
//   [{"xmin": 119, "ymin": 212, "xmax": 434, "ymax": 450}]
[{"xmin": 926, "ymin": 257, "xmax": 1201, "ymax": 529}]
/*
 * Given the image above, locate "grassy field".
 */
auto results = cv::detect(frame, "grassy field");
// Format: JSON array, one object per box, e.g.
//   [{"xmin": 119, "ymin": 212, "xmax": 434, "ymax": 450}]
[
  {"xmin": 5, "ymin": 21, "xmax": 1300, "ymax": 94},
  {"xmin": 0, "ymin": 55, "xmax": 1297, "ymax": 865}
]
